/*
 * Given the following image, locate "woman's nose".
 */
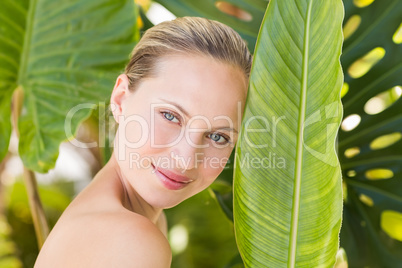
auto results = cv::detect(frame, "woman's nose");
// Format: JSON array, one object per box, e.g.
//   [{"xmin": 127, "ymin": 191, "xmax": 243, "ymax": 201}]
[{"xmin": 172, "ymin": 131, "xmax": 206, "ymax": 170}]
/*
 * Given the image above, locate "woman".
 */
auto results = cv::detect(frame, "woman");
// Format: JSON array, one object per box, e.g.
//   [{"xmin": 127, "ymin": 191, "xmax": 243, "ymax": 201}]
[{"xmin": 35, "ymin": 17, "xmax": 252, "ymax": 267}]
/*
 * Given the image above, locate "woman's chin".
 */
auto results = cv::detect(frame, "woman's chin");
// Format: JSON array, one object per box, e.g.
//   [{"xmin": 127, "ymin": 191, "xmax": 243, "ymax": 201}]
[
  {"xmin": 144, "ymin": 184, "xmax": 195, "ymax": 209},
  {"xmin": 145, "ymin": 195, "xmax": 185, "ymax": 209}
]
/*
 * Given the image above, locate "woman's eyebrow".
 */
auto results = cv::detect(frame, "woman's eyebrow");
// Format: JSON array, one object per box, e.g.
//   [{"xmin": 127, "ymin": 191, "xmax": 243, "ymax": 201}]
[
  {"xmin": 158, "ymin": 98, "xmax": 191, "ymax": 118},
  {"xmin": 158, "ymin": 98, "xmax": 238, "ymax": 133},
  {"xmin": 213, "ymin": 127, "xmax": 238, "ymax": 134}
]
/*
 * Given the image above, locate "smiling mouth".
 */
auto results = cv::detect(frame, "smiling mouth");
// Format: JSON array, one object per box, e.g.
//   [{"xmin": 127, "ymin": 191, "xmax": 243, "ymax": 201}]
[{"xmin": 151, "ymin": 163, "xmax": 194, "ymax": 190}]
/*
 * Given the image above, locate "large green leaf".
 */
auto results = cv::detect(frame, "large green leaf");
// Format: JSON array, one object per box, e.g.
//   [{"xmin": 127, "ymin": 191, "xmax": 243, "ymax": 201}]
[
  {"xmin": 233, "ymin": 0, "xmax": 344, "ymax": 267},
  {"xmin": 153, "ymin": 0, "xmax": 268, "ymax": 53},
  {"xmin": 0, "ymin": 0, "xmax": 138, "ymax": 172},
  {"xmin": 339, "ymin": 0, "xmax": 402, "ymax": 267}
]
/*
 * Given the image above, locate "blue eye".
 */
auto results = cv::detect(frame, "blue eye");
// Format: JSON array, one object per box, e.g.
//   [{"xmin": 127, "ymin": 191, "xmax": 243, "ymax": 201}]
[
  {"xmin": 209, "ymin": 133, "xmax": 230, "ymax": 145},
  {"xmin": 161, "ymin": 111, "xmax": 181, "ymax": 124}
]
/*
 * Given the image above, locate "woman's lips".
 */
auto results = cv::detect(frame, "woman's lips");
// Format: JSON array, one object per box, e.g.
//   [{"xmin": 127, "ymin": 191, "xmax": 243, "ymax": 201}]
[{"xmin": 152, "ymin": 163, "xmax": 194, "ymax": 190}]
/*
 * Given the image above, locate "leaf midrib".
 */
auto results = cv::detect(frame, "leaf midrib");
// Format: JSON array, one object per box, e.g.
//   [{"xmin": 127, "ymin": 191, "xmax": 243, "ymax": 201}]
[
  {"xmin": 18, "ymin": 0, "xmax": 37, "ymax": 84},
  {"xmin": 288, "ymin": 1, "xmax": 313, "ymax": 267},
  {"xmin": 15, "ymin": 0, "xmax": 46, "ymax": 155}
]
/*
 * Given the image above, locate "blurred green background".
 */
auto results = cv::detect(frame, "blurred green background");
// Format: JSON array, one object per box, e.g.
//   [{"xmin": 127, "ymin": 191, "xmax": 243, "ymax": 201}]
[{"xmin": 0, "ymin": 0, "xmax": 401, "ymax": 267}]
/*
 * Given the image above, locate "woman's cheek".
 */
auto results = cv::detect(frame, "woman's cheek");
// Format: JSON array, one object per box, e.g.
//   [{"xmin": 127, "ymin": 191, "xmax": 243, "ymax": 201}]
[
  {"xmin": 208, "ymin": 146, "xmax": 232, "ymax": 166},
  {"xmin": 118, "ymin": 113, "xmax": 150, "ymax": 147},
  {"xmin": 201, "ymin": 150, "xmax": 230, "ymax": 180},
  {"xmin": 152, "ymin": 116, "xmax": 183, "ymax": 147},
  {"xmin": 194, "ymin": 164, "xmax": 225, "ymax": 195}
]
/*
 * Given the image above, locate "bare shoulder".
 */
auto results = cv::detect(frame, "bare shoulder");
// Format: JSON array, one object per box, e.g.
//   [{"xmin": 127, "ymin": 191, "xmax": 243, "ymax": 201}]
[
  {"xmin": 112, "ymin": 212, "xmax": 172, "ymax": 267},
  {"xmin": 35, "ymin": 211, "xmax": 171, "ymax": 268}
]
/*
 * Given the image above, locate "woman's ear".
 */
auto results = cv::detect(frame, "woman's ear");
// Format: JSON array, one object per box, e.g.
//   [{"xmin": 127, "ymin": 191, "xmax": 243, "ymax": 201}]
[{"xmin": 110, "ymin": 74, "xmax": 130, "ymax": 123}]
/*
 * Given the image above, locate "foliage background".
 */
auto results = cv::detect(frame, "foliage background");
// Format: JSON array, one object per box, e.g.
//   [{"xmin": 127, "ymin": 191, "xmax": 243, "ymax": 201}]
[{"xmin": 0, "ymin": 0, "xmax": 401, "ymax": 267}]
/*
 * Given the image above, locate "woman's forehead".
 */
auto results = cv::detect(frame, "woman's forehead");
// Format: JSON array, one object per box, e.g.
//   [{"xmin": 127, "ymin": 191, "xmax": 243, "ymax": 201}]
[
  {"xmin": 155, "ymin": 54, "xmax": 247, "ymax": 91},
  {"xmin": 151, "ymin": 55, "xmax": 246, "ymax": 104}
]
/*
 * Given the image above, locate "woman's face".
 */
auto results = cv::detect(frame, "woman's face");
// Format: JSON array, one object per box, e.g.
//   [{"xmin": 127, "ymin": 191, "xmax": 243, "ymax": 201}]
[{"xmin": 112, "ymin": 54, "xmax": 248, "ymax": 208}]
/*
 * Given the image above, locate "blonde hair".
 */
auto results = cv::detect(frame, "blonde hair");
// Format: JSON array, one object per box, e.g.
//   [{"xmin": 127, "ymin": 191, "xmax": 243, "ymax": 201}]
[{"xmin": 124, "ymin": 16, "xmax": 252, "ymax": 90}]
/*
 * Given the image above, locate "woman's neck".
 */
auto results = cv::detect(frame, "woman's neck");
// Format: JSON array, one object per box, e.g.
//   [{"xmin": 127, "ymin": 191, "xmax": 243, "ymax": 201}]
[{"xmin": 107, "ymin": 152, "xmax": 163, "ymax": 225}]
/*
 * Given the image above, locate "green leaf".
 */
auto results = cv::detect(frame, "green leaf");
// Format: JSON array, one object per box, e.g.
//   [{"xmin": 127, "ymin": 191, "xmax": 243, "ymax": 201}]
[
  {"xmin": 212, "ymin": 149, "xmax": 236, "ymax": 221},
  {"xmin": 153, "ymin": 0, "xmax": 268, "ymax": 53},
  {"xmin": 233, "ymin": 0, "xmax": 344, "ymax": 267},
  {"xmin": 0, "ymin": 0, "xmax": 139, "ymax": 172},
  {"xmin": 0, "ymin": 0, "xmax": 24, "ymax": 162},
  {"xmin": 339, "ymin": 0, "xmax": 402, "ymax": 266}
]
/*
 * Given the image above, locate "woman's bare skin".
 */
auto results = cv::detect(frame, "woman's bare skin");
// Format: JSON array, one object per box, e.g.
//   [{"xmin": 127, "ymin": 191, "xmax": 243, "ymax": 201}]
[{"xmin": 34, "ymin": 153, "xmax": 171, "ymax": 268}]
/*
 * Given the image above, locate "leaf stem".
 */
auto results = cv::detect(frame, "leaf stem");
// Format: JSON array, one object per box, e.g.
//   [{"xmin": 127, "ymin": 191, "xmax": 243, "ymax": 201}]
[
  {"xmin": 12, "ymin": 75, "xmax": 49, "ymax": 249},
  {"xmin": 22, "ymin": 168, "xmax": 49, "ymax": 249}
]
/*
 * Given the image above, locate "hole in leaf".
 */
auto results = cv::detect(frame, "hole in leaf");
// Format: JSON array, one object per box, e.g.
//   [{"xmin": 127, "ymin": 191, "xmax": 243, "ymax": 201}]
[
  {"xmin": 348, "ymin": 47, "xmax": 385, "ymax": 78},
  {"xmin": 392, "ymin": 22, "xmax": 402, "ymax": 44},
  {"xmin": 342, "ymin": 181, "xmax": 348, "ymax": 202},
  {"xmin": 341, "ymin": 114, "xmax": 361, "ymax": 131},
  {"xmin": 397, "ymin": 86, "xmax": 402, "ymax": 96},
  {"xmin": 335, "ymin": 248, "xmax": 348, "ymax": 268},
  {"xmin": 344, "ymin": 147, "xmax": 360, "ymax": 158},
  {"xmin": 353, "ymin": 0, "xmax": 375, "ymax": 8},
  {"xmin": 381, "ymin": 210, "xmax": 402, "ymax": 242},
  {"xmin": 364, "ymin": 85, "xmax": 402, "ymax": 115},
  {"xmin": 215, "ymin": 2, "xmax": 252, "ymax": 22},
  {"xmin": 359, "ymin": 194, "xmax": 374, "ymax": 206},
  {"xmin": 341, "ymin": 83, "xmax": 349, "ymax": 98},
  {"xmin": 370, "ymin": 132, "xmax": 402, "ymax": 150},
  {"xmin": 343, "ymin": 15, "xmax": 361, "ymax": 40},
  {"xmin": 347, "ymin": 170, "xmax": 357, "ymax": 177},
  {"xmin": 365, "ymin": 168, "xmax": 394, "ymax": 180}
]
